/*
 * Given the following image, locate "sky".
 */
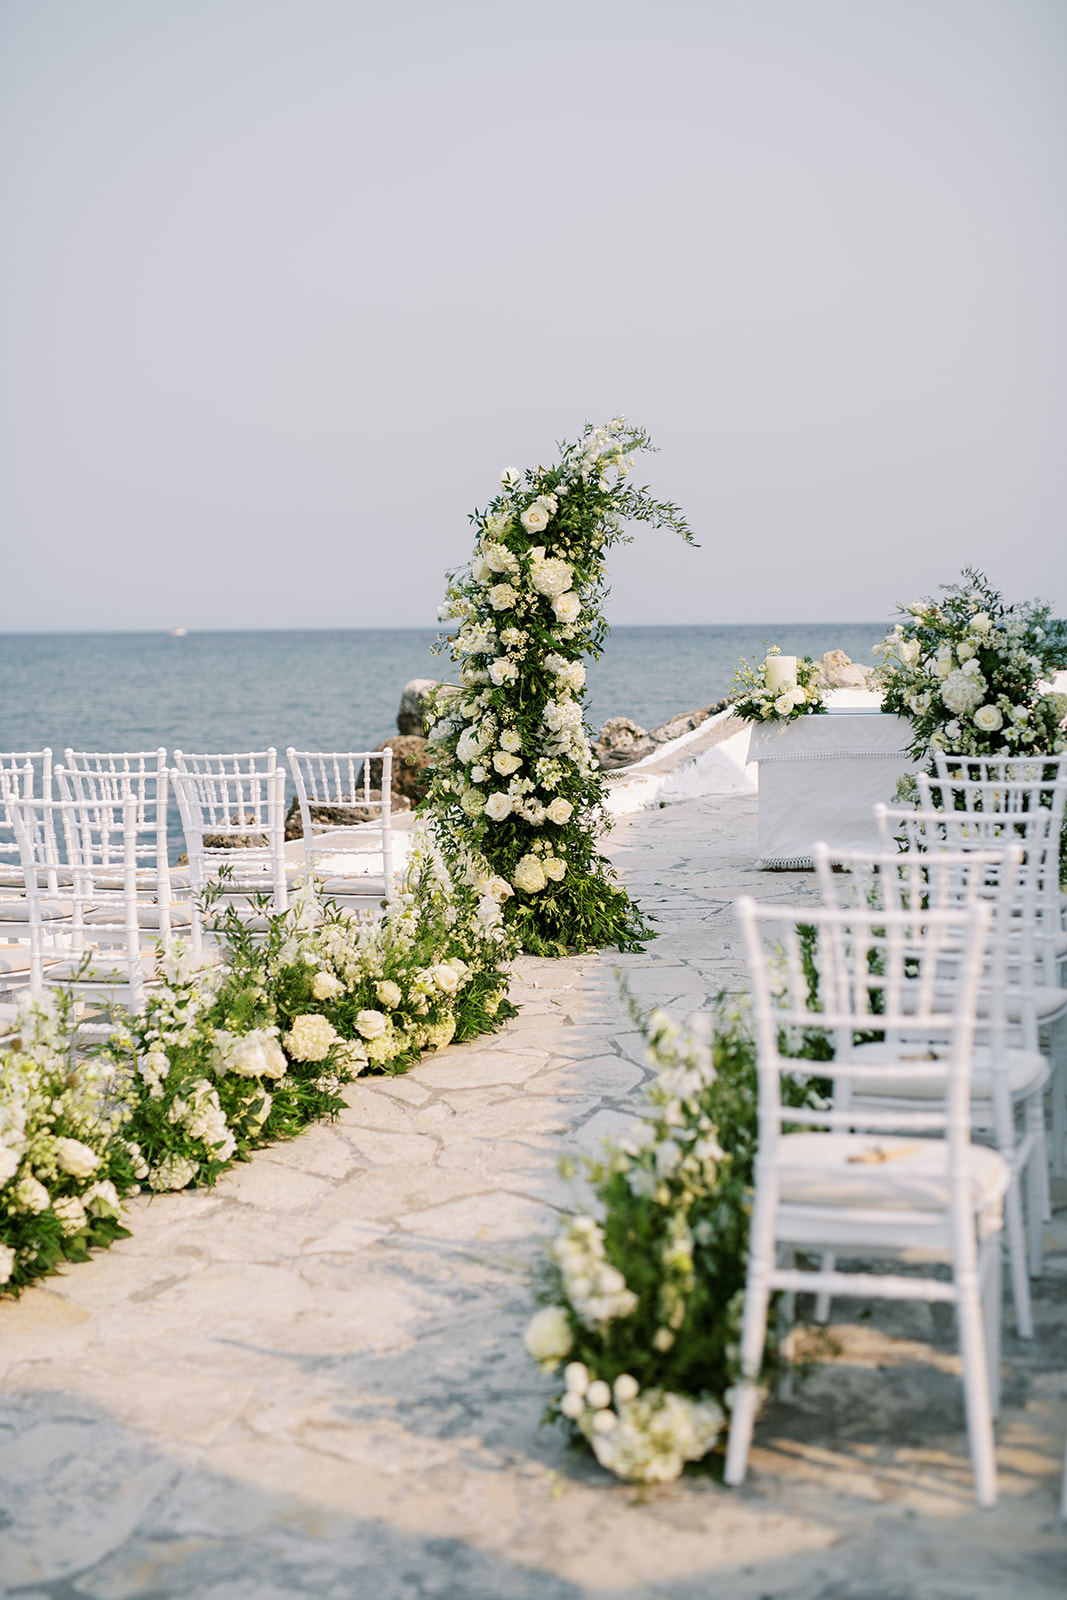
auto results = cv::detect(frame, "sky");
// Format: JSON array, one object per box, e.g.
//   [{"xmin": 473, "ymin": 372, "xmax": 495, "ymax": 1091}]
[{"xmin": 1, "ymin": 0, "xmax": 1065, "ymax": 632}]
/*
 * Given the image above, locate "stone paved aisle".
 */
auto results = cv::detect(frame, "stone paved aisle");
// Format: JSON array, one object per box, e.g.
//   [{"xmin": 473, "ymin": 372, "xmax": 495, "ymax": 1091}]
[{"xmin": 1, "ymin": 794, "xmax": 1065, "ymax": 1599}]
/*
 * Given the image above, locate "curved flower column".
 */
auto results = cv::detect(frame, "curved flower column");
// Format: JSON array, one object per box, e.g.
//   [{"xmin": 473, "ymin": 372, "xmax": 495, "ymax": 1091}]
[{"xmin": 425, "ymin": 419, "xmax": 694, "ymax": 955}]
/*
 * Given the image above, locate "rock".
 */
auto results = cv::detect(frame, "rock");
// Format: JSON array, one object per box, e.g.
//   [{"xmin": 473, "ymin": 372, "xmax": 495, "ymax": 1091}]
[
  {"xmin": 376, "ymin": 734, "xmax": 433, "ymax": 804},
  {"xmin": 397, "ymin": 679, "xmax": 441, "ymax": 736},
  {"xmin": 593, "ymin": 717, "xmax": 657, "ymax": 770},
  {"xmin": 648, "ymin": 699, "xmax": 732, "ymax": 744},
  {"xmin": 815, "ymin": 650, "xmax": 872, "ymax": 689},
  {"xmin": 284, "ymin": 791, "xmax": 412, "ymax": 842}
]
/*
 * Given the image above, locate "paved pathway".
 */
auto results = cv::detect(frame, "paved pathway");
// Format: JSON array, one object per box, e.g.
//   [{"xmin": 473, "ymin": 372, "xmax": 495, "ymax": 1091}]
[{"xmin": 1, "ymin": 794, "xmax": 1065, "ymax": 1599}]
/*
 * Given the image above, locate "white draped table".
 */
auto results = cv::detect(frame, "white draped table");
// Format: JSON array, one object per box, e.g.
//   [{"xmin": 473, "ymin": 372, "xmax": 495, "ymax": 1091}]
[{"xmin": 748, "ymin": 705, "xmax": 915, "ymax": 869}]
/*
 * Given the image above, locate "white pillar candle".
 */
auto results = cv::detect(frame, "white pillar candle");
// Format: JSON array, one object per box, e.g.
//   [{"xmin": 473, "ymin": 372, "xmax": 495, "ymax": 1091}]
[{"xmin": 764, "ymin": 654, "xmax": 797, "ymax": 692}]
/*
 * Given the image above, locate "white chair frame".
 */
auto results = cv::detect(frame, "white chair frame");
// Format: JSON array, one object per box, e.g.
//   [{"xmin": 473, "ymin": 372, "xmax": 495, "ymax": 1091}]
[
  {"xmin": 286, "ymin": 748, "xmax": 395, "ymax": 904},
  {"xmin": 170, "ymin": 755, "xmax": 288, "ymax": 949},
  {"xmin": 724, "ymin": 897, "xmax": 1007, "ymax": 1508}
]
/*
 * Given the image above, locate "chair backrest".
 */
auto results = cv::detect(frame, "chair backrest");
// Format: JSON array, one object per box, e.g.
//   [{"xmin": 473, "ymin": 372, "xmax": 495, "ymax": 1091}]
[
  {"xmin": 170, "ymin": 763, "xmax": 288, "ymax": 940},
  {"xmin": 286, "ymin": 748, "xmax": 394, "ymax": 896},
  {"xmin": 0, "ymin": 750, "xmax": 53, "ymax": 878},
  {"xmin": 7, "ymin": 793, "xmax": 148, "ymax": 1009},
  {"xmin": 737, "ymin": 897, "xmax": 992, "ymax": 1202},
  {"xmin": 56, "ymin": 750, "xmax": 172, "ymax": 923}
]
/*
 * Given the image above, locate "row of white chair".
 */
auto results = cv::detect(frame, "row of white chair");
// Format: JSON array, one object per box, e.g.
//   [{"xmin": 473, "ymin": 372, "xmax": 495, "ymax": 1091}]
[{"xmin": 724, "ymin": 752, "xmax": 1067, "ymax": 1511}]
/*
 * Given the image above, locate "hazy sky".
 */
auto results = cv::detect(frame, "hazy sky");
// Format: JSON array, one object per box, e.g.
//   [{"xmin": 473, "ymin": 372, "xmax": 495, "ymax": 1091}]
[{"xmin": 2, "ymin": 0, "xmax": 1065, "ymax": 632}]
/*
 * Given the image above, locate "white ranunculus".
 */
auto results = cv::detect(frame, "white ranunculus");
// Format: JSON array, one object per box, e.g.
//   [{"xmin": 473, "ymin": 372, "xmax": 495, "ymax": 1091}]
[
  {"xmin": 356, "ymin": 1009, "xmax": 388, "ymax": 1039},
  {"xmin": 492, "ymin": 750, "xmax": 522, "ymax": 776},
  {"xmin": 974, "ymin": 704, "xmax": 1003, "ymax": 732},
  {"xmin": 311, "ymin": 970, "xmax": 344, "ymax": 1002},
  {"xmin": 488, "ymin": 583, "xmax": 518, "ymax": 611},
  {"xmin": 552, "ymin": 591, "xmax": 581, "ymax": 623},
  {"xmin": 285, "ymin": 1013, "xmax": 338, "ymax": 1063},
  {"xmin": 546, "ymin": 797, "xmax": 573, "ymax": 825},
  {"xmin": 524, "ymin": 1305, "xmax": 573, "ymax": 1370},
  {"xmin": 520, "ymin": 502, "xmax": 551, "ymax": 534},
  {"xmin": 54, "ymin": 1137, "xmax": 100, "ymax": 1180},
  {"xmin": 484, "ymin": 792, "xmax": 513, "ymax": 822},
  {"xmin": 513, "ymin": 854, "xmax": 547, "ymax": 893}
]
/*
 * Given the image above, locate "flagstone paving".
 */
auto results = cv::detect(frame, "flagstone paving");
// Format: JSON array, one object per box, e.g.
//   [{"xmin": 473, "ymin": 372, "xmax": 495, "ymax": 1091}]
[{"xmin": 1, "ymin": 793, "xmax": 1065, "ymax": 1598}]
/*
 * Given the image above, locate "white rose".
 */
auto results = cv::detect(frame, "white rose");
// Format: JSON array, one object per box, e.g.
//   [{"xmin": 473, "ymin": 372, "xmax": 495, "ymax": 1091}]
[
  {"xmin": 546, "ymin": 797, "xmax": 573, "ymax": 825},
  {"xmin": 431, "ymin": 964, "xmax": 459, "ymax": 993},
  {"xmin": 971, "ymin": 612, "xmax": 992, "ymax": 632},
  {"xmin": 0, "ymin": 1147, "xmax": 21, "ymax": 1186},
  {"xmin": 974, "ymin": 704, "xmax": 1003, "ymax": 732},
  {"xmin": 83, "ymin": 1179, "xmax": 122, "ymax": 1216},
  {"xmin": 471, "ymin": 555, "xmax": 492, "ymax": 583},
  {"xmin": 492, "ymin": 750, "xmax": 522, "ymax": 776},
  {"xmin": 13, "ymin": 1174, "xmax": 50, "ymax": 1214},
  {"xmin": 488, "ymin": 583, "xmax": 518, "ymax": 611},
  {"xmin": 53, "ymin": 1195, "xmax": 88, "ymax": 1235},
  {"xmin": 488, "ymin": 657, "xmax": 518, "ymax": 687},
  {"xmin": 54, "ymin": 1137, "xmax": 100, "ymax": 1180},
  {"xmin": 552, "ymin": 591, "xmax": 581, "ymax": 623},
  {"xmin": 479, "ymin": 874, "xmax": 514, "ymax": 902},
  {"xmin": 520, "ymin": 502, "xmax": 551, "ymax": 534},
  {"xmin": 0, "ymin": 1243, "xmax": 15, "ymax": 1285},
  {"xmin": 311, "ymin": 970, "xmax": 344, "ymax": 1001},
  {"xmin": 773, "ymin": 693, "xmax": 795, "ymax": 716},
  {"xmin": 899, "ymin": 638, "xmax": 920, "ymax": 667},
  {"xmin": 524, "ymin": 1305, "xmax": 573, "ymax": 1369},
  {"xmin": 375, "ymin": 979, "xmax": 402, "ymax": 1009},
  {"xmin": 484, "ymin": 792, "xmax": 513, "ymax": 821},
  {"xmin": 512, "ymin": 854, "xmax": 547, "ymax": 893},
  {"xmin": 543, "ymin": 857, "xmax": 566, "ymax": 882},
  {"xmin": 356, "ymin": 1009, "xmax": 388, "ymax": 1039},
  {"xmin": 220, "ymin": 1028, "xmax": 288, "ymax": 1079}
]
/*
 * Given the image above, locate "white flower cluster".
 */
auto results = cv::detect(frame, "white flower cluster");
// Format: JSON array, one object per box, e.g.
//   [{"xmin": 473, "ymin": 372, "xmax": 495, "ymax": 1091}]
[
  {"xmin": 551, "ymin": 1215, "xmax": 639, "ymax": 1328},
  {"xmin": 560, "ymin": 1362, "xmax": 724, "ymax": 1483}
]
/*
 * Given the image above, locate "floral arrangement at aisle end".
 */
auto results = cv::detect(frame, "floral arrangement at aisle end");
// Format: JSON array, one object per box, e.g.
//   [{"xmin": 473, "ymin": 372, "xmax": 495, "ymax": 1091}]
[
  {"xmin": 730, "ymin": 647, "xmax": 826, "ymax": 725},
  {"xmin": 872, "ymin": 568, "xmax": 1067, "ymax": 760},
  {"xmin": 524, "ymin": 993, "xmax": 824, "ymax": 1484},
  {"xmin": 425, "ymin": 418, "xmax": 694, "ymax": 956},
  {"xmin": 0, "ymin": 836, "xmax": 518, "ymax": 1296}
]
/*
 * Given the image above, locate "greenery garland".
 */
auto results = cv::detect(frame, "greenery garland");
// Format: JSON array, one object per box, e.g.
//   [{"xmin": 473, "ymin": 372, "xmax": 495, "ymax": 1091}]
[
  {"xmin": 424, "ymin": 418, "xmax": 694, "ymax": 957},
  {"xmin": 0, "ymin": 835, "xmax": 518, "ymax": 1296}
]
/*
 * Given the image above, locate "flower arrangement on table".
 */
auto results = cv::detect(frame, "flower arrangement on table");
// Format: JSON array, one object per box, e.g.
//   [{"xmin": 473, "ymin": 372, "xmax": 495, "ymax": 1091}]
[
  {"xmin": 0, "ymin": 835, "xmax": 519, "ymax": 1295},
  {"xmin": 523, "ymin": 993, "xmax": 825, "ymax": 1484},
  {"xmin": 872, "ymin": 568, "xmax": 1067, "ymax": 760},
  {"xmin": 424, "ymin": 418, "xmax": 694, "ymax": 956},
  {"xmin": 730, "ymin": 647, "xmax": 826, "ymax": 724}
]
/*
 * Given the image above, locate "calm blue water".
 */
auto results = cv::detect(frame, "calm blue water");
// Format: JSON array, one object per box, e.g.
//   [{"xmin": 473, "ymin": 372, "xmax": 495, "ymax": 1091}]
[{"xmin": 0, "ymin": 623, "xmax": 891, "ymax": 757}]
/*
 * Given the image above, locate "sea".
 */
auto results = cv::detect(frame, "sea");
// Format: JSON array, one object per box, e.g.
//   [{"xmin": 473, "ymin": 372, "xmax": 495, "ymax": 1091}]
[{"xmin": 0, "ymin": 623, "xmax": 892, "ymax": 759}]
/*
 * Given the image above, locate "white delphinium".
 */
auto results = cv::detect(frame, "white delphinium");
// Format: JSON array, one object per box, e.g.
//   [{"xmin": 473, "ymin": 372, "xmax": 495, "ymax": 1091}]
[{"xmin": 551, "ymin": 1215, "xmax": 639, "ymax": 1328}]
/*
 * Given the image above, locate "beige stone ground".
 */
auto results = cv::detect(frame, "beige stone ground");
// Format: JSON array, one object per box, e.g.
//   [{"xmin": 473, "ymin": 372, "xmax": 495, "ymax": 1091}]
[{"xmin": 1, "ymin": 793, "xmax": 1065, "ymax": 1599}]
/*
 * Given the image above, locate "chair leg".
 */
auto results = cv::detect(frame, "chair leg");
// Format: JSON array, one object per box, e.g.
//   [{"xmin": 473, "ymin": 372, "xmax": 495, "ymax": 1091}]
[
  {"xmin": 1003, "ymin": 1173, "xmax": 1034, "ymax": 1339},
  {"xmin": 814, "ymin": 1252, "xmax": 835, "ymax": 1323},
  {"xmin": 1024, "ymin": 1095, "xmax": 1046, "ymax": 1279},
  {"xmin": 979, "ymin": 1234, "xmax": 1002, "ymax": 1420},
  {"xmin": 1052, "ymin": 1056, "xmax": 1066, "ymax": 1181},
  {"xmin": 724, "ymin": 1228, "xmax": 774, "ymax": 1489},
  {"xmin": 957, "ymin": 1267, "xmax": 999, "ymax": 1509},
  {"xmin": 776, "ymin": 1247, "xmax": 795, "ymax": 1400}
]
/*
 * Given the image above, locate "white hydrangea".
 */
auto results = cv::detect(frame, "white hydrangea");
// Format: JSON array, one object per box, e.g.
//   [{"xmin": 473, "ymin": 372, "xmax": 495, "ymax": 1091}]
[
  {"xmin": 529, "ymin": 554, "xmax": 573, "ymax": 598},
  {"xmin": 941, "ymin": 668, "xmax": 986, "ymax": 715},
  {"xmin": 148, "ymin": 1152, "xmax": 199, "ymax": 1193},
  {"xmin": 512, "ymin": 854, "xmax": 547, "ymax": 893},
  {"xmin": 579, "ymin": 1388, "xmax": 725, "ymax": 1483},
  {"xmin": 284, "ymin": 1013, "xmax": 338, "ymax": 1063}
]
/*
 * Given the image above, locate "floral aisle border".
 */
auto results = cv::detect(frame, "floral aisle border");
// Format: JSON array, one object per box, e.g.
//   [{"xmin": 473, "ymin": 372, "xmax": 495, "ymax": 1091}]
[
  {"xmin": 524, "ymin": 993, "xmax": 825, "ymax": 1484},
  {"xmin": 0, "ymin": 834, "xmax": 518, "ymax": 1297},
  {"xmin": 425, "ymin": 418, "xmax": 694, "ymax": 956}
]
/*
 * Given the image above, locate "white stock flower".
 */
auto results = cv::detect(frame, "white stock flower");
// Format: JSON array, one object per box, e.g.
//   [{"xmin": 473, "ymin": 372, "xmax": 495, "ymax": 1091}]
[
  {"xmin": 311, "ymin": 970, "xmax": 344, "ymax": 1001},
  {"xmin": 553, "ymin": 591, "xmax": 581, "ymax": 624},
  {"xmin": 484, "ymin": 792, "xmax": 513, "ymax": 821},
  {"xmin": 356, "ymin": 1009, "xmax": 388, "ymax": 1039},
  {"xmin": 974, "ymin": 704, "xmax": 1003, "ymax": 732},
  {"xmin": 512, "ymin": 855, "xmax": 547, "ymax": 893},
  {"xmin": 54, "ymin": 1137, "xmax": 100, "ymax": 1179},
  {"xmin": 285, "ymin": 1013, "xmax": 338, "ymax": 1063},
  {"xmin": 545, "ymin": 797, "xmax": 573, "ymax": 825},
  {"xmin": 482, "ymin": 541, "xmax": 517, "ymax": 574},
  {"xmin": 524, "ymin": 1305, "xmax": 573, "ymax": 1370}
]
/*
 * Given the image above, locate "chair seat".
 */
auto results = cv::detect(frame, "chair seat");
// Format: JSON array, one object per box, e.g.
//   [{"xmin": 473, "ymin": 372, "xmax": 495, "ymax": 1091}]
[
  {"xmin": 44, "ymin": 953, "xmax": 162, "ymax": 984},
  {"xmin": 0, "ymin": 945, "xmax": 33, "ymax": 974},
  {"xmin": 847, "ymin": 1042, "xmax": 1048, "ymax": 1100},
  {"xmin": 778, "ymin": 1131, "xmax": 1008, "ymax": 1215},
  {"xmin": 0, "ymin": 900, "xmax": 73, "ymax": 921},
  {"xmin": 84, "ymin": 904, "xmax": 193, "ymax": 929}
]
